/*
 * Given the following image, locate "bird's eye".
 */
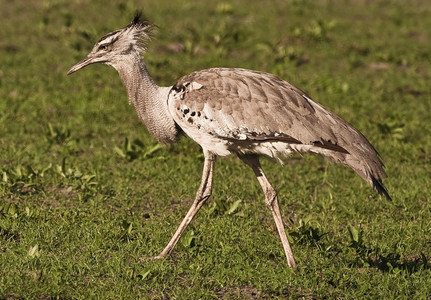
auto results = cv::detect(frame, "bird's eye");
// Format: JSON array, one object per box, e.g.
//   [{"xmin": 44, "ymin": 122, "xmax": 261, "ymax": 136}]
[{"xmin": 99, "ymin": 44, "xmax": 108, "ymax": 51}]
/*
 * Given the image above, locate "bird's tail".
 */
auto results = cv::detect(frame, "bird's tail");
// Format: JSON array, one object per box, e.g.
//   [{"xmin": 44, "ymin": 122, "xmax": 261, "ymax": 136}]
[{"xmin": 326, "ymin": 150, "xmax": 391, "ymax": 200}]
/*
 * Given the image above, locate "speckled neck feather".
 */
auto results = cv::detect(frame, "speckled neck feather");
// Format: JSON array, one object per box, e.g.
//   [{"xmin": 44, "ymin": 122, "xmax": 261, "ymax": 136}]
[{"xmin": 113, "ymin": 53, "xmax": 179, "ymax": 144}]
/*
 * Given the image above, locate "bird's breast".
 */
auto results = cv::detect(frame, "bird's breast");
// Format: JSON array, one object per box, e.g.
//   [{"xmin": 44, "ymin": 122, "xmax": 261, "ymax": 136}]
[{"xmin": 167, "ymin": 81, "xmax": 230, "ymax": 155}]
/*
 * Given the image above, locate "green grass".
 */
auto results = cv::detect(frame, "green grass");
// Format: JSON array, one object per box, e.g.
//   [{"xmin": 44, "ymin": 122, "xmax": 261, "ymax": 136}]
[{"xmin": 1, "ymin": 0, "xmax": 431, "ymax": 298}]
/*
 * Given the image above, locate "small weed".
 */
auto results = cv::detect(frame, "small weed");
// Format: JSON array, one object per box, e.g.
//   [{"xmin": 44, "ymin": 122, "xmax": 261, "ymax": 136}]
[
  {"xmin": 28, "ymin": 244, "xmax": 41, "ymax": 258},
  {"xmin": 1, "ymin": 164, "xmax": 52, "ymax": 195},
  {"xmin": 127, "ymin": 267, "xmax": 151, "ymax": 281},
  {"xmin": 290, "ymin": 216, "xmax": 329, "ymax": 251},
  {"xmin": 0, "ymin": 225, "xmax": 20, "ymax": 242},
  {"xmin": 46, "ymin": 123, "xmax": 71, "ymax": 145},
  {"xmin": 377, "ymin": 119, "xmax": 405, "ymax": 140},
  {"xmin": 292, "ymin": 19, "xmax": 336, "ymax": 42},
  {"xmin": 215, "ymin": 2, "xmax": 234, "ymax": 15},
  {"xmin": 114, "ymin": 137, "xmax": 162, "ymax": 161},
  {"xmin": 0, "ymin": 202, "xmax": 18, "ymax": 219},
  {"xmin": 180, "ymin": 229, "xmax": 202, "ymax": 256},
  {"xmin": 54, "ymin": 158, "xmax": 98, "ymax": 199},
  {"xmin": 122, "ymin": 219, "xmax": 133, "ymax": 236},
  {"xmin": 208, "ymin": 198, "xmax": 243, "ymax": 216},
  {"xmin": 347, "ymin": 225, "xmax": 372, "ymax": 264}
]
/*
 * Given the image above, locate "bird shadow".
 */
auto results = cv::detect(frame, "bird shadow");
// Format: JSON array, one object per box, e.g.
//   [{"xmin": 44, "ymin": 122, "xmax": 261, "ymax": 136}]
[
  {"xmin": 363, "ymin": 252, "xmax": 430, "ymax": 274},
  {"xmin": 288, "ymin": 220, "xmax": 429, "ymax": 274},
  {"xmin": 348, "ymin": 241, "xmax": 430, "ymax": 274},
  {"xmin": 344, "ymin": 225, "xmax": 430, "ymax": 274}
]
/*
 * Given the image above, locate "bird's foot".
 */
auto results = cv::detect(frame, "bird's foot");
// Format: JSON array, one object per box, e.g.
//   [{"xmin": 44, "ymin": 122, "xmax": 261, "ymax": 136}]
[
  {"xmin": 148, "ymin": 255, "xmax": 164, "ymax": 260},
  {"xmin": 138, "ymin": 253, "xmax": 165, "ymax": 262}
]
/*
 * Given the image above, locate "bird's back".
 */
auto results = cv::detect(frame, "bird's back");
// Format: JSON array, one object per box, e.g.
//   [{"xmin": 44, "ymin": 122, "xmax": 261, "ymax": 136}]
[{"xmin": 168, "ymin": 68, "xmax": 390, "ymax": 199}]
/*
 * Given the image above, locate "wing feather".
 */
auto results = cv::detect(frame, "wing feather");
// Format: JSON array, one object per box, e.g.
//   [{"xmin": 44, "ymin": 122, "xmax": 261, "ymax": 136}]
[{"xmin": 168, "ymin": 68, "xmax": 390, "ymax": 199}]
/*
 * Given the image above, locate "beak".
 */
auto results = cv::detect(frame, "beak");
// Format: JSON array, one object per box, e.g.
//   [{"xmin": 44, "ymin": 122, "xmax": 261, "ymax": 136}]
[{"xmin": 67, "ymin": 54, "xmax": 102, "ymax": 75}]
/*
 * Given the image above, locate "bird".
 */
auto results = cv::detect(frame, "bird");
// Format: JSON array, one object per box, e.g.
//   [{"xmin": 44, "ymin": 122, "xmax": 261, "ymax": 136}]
[{"xmin": 67, "ymin": 12, "xmax": 390, "ymax": 268}]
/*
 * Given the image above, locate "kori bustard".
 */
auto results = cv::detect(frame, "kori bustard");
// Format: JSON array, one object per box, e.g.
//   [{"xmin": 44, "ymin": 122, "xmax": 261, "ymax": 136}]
[{"xmin": 68, "ymin": 13, "xmax": 390, "ymax": 268}]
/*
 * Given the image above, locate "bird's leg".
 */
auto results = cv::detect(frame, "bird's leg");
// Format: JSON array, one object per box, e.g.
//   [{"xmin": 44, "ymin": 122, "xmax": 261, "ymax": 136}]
[
  {"xmin": 150, "ymin": 150, "xmax": 216, "ymax": 260},
  {"xmin": 238, "ymin": 155, "xmax": 296, "ymax": 268}
]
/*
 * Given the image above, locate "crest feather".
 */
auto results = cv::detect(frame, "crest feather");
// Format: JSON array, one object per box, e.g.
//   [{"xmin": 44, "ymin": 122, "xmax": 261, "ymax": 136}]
[
  {"xmin": 123, "ymin": 11, "xmax": 156, "ymax": 52},
  {"xmin": 129, "ymin": 11, "xmax": 155, "ymax": 33}
]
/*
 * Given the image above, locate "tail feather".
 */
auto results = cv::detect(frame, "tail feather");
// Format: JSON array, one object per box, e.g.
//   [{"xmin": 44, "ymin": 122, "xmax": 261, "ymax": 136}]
[
  {"xmin": 371, "ymin": 176, "xmax": 392, "ymax": 200},
  {"xmin": 345, "ymin": 155, "xmax": 391, "ymax": 200},
  {"xmin": 316, "ymin": 149, "xmax": 391, "ymax": 200}
]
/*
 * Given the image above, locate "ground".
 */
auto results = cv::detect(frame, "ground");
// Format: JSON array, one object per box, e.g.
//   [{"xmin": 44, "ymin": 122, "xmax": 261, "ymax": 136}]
[{"xmin": 1, "ymin": 0, "xmax": 430, "ymax": 298}]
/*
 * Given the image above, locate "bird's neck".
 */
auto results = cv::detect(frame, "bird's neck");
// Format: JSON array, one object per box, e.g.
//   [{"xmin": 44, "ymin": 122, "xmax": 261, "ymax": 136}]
[{"xmin": 113, "ymin": 54, "xmax": 179, "ymax": 144}]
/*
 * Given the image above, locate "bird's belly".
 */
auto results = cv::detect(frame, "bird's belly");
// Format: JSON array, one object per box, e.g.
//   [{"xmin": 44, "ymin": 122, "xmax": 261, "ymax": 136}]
[
  {"xmin": 181, "ymin": 127, "xmax": 232, "ymax": 156},
  {"xmin": 180, "ymin": 123, "xmax": 317, "ymax": 160},
  {"xmin": 228, "ymin": 140, "xmax": 312, "ymax": 162}
]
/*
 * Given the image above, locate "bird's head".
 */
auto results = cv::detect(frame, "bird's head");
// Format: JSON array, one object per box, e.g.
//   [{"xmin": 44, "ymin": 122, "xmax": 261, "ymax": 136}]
[{"xmin": 67, "ymin": 12, "xmax": 154, "ymax": 75}]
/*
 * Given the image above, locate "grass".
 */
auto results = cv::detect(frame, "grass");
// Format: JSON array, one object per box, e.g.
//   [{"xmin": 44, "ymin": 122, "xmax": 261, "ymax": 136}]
[{"xmin": 1, "ymin": 0, "xmax": 430, "ymax": 298}]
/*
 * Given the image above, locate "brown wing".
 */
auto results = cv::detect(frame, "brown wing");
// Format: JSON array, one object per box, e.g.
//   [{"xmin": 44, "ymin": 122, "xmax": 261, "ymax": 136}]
[{"xmin": 169, "ymin": 68, "xmax": 390, "ymax": 199}]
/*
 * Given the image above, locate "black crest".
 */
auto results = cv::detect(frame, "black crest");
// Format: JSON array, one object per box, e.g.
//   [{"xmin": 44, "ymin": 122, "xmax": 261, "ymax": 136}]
[{"xmin": 129, "ymin": 11, "xmax": 154, "ymax": 29}]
